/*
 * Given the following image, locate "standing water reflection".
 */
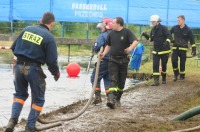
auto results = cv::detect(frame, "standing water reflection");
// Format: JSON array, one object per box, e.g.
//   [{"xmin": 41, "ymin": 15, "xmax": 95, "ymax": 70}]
[{"xmin": 0, "ymin": 65, "xmax": 132, "ymax": 126}]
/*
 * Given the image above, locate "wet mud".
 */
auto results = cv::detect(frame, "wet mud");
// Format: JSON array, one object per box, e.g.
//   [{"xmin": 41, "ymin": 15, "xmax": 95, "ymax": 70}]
[{"xmin": 4, "ymin": 75, "xmax": 200, "ymax": 132}]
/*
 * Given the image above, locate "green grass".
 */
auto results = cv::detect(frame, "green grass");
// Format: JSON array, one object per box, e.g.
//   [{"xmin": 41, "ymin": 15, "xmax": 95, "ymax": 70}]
[{"xmin": 139, "ymin": 51, "xmax": 200, "ymax": 74}]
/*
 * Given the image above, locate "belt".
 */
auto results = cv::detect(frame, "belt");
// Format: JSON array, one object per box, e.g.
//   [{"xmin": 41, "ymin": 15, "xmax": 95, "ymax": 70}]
[
  {"xmin": 101, "ymin": 58, "xmax": 109, "ymax": 61},
  {"xmin": 16, "ymin": 61, "xmax": 41, "ymax": 67},
  {"xmin": 172, "ymin": 47, "xmax": 188, "ymax": 51},
  {"xmin": 110, "ymin": 55, "xmax": 128, "ymax": 59}
]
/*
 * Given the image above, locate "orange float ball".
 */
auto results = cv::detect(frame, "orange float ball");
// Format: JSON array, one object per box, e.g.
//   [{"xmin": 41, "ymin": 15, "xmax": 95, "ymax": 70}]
[{"xmin": 66, "ymin": 62, "xmax": 80, "ymax": 77}]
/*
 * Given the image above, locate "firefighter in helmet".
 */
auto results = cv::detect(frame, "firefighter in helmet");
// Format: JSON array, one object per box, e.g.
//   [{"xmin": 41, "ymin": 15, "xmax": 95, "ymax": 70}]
[
  {"xmin": 91, "ymin": 18, "xmax": 113, "ymax": 104},
  {"xmin": 142, "ymin": 15, "xmax": 173, "ymax": 86}
]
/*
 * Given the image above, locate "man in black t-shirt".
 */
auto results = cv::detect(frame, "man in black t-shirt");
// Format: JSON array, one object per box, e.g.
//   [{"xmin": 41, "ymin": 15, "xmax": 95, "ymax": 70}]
[{"xmin": 101, "ymin": 17, "xmax": 138, "ymax": 109}]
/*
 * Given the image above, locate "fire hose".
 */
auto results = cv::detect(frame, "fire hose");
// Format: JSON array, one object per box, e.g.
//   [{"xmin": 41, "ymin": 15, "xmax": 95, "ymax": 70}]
[
  {"xmin": 35, "ymin": 47, "xmax": 104, "ymax": 131},
  {"xmin": 171, "ymin": 125, "xmax": 200, "ymax": 132},
  {"xmin": 86, "ymin": 42, "xmax": 95, "ymax": 73},
  {"xmin": 186, "ymin": 52, "xmax": 200, "ymax": 58},
  {"xmin": 171, "ymin": 106, "xmax": 200, "ymax": 132}
]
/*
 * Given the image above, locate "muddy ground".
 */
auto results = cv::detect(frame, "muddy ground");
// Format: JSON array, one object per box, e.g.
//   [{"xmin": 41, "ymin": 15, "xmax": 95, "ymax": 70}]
[{"xmin": 2, "ymin": 74, "xmax": 200, "ymax": 132}]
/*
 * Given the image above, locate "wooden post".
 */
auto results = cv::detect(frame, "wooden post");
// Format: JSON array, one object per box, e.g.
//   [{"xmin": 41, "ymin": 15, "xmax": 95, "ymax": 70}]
[{"xmin": 126, "ymin": 24, "xmax": 129, "ymax": 28}]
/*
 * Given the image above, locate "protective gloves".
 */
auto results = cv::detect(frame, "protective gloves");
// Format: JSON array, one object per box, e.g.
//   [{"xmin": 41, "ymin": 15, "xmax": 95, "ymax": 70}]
[
  {"xmin": 171, "ymin": 40, "xmax": 175, "ymax": 43},
  {"xmin": 141, "ymin": 32, "xmax": 150, "ymax": 40},
  {"xmin": 54, "ymin": 71, "xmax": 60, "ymax": 81},
  {"xmin": 162, "ymin": 41, "xmax": 170, "ymax": 50},
  {"xmin": 191, "ymin": 47, "xmax": 196, "ymax": 56}
]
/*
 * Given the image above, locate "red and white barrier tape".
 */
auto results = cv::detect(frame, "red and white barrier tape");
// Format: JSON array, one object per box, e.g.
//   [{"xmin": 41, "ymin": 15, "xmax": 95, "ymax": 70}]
[{"xmin": 0, "ymin": 46, "xmax": 11, "ymax": 49}]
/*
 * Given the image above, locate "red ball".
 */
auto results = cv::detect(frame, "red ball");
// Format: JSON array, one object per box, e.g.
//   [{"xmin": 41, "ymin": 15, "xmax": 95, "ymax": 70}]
[{"xmin": 66, "ymin": 62, "xmax": 80, "ymax": 77}]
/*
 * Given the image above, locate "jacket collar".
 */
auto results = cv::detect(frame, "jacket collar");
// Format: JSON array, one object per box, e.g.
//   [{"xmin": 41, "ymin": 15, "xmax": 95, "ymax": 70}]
[{"xmin": 40, "ymin": 24, "xmax": 49, "ymax": 30}]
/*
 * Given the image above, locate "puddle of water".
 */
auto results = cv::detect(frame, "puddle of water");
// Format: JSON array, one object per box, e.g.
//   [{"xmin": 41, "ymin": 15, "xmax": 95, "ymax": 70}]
[{"xmin": 0, "ymin": 64, "xmax": 132, "ymax": 126}]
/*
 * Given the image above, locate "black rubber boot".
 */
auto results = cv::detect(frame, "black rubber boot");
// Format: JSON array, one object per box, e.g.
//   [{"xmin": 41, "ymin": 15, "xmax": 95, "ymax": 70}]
[
  {"xmin": 106, "ymin": 93, "xmax": 115, "ymax": 109},
  {"xmin": 5, "ymin": 118, "xmax": 18, "ymax": 132},
  {"xmin": 115, "ymin": 91, "xmax": 123, "ymax": 107},
  {"xmin": 179, "ymin": 74, "xmax": 185, "ymax": 80},
  {"xmin": 25, "ymin": 126, "xmax": 36, "ymax": 132},
  {"xmin": 173, "ymin": 70, "xmax": 179, "ymax": 82},
  {"xmin": 92, "ymin": 94, "xmax": 102, "ymax": 105},
  {"xmin": 151, "ymin": 76, "xmax": 159, "ymax": 86},
  {"xmin": 173, "ymin": 75, "xmax": 178, "ymax": 81},
  {"xmin": 162, "ymin": 74, "xmax": 166, "ymax": 84}
]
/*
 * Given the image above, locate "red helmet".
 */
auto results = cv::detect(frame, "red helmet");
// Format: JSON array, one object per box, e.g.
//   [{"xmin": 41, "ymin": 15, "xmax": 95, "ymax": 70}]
[{"xmin": 96, "ymin": 18, "xmax": 113, "ymax": 30}]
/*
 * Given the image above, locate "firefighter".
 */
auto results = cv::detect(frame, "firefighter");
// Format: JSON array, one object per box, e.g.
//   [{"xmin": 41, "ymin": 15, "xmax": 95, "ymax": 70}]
[
  {"xmin": 101, "ymin": 17, "xmax": 138, "ymax": 109},
  {"xmin": 5, "ymin": 12, "xmax": 60, "ymax": 132},
  {"xmin": 142, "ymin": 15, "xmax": 173, "ymax": 86},
  {"xmin": 91, "ymin": 18, "xmax": 113, "ymax": 105},
  {"xmin": 170, "ymin": 15, "xmax": 196, "ymax": 81}
]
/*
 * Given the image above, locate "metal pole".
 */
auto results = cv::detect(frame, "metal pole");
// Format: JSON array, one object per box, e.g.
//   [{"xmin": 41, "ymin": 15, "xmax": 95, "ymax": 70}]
[
  {"xmin": 139, "ymin": 25, "xmax": 142, "ymax": 35},
  {"xmin": 86, "ymin": 22, "xmax": 89, "ymax": 40},
  {"xmin": 10, "ymin": 21, "xmax": 13, "ymax": 36},
  {"xmin": 50, "ymin": 0, "xmax": 53, "ymax": 12},
  {"xmin": 126, "ymin": 0, "xmax": 129, "ymax": 24},
  {"xmin": 166, "ymin": 0, "xmax": 169, "ymax": 26},
  {"xmin": 68, "ymin": 45, "xmax": 70, "ymax": 62},
  {"xmin": 10, "ymin": 0, "xmax": 13, "ymax": 36},
  {"xmin": 62, "ymin": 22, "xmax": 64, "ymax": 37}
]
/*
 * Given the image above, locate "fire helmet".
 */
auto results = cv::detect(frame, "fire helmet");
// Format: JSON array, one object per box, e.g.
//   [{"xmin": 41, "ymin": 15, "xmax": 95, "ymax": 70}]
[
  {"xmin": 96, "ymin": 18, "xmax": 113, "ymax": 30},
  {"xmin": 150, "ymin": 15, "xmax": 161, "ymax": 22},
  {"xmin": 149, "ymin": 15, "xmax": 161, "ymax": 27}
]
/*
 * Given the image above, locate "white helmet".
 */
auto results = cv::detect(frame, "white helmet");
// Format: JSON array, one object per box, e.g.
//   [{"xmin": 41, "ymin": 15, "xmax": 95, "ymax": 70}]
[
  {"xmin": 150, "ymin": 15, "xmax": 161, "ymax": 22},
  {"xmin": 149, "ymin": 15, "xmax": 161, "ymax": 27}
]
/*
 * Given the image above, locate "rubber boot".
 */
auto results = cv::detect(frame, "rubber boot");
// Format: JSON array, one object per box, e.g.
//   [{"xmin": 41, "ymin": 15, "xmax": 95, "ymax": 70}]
[
  {"xmin": 173, "ymin": 75, "xmax": 178, "ymax": 81},
  {"xmin": 92, "ymin": 94, "xmax": 102, "ymax": 105},
  {"xmin": 115, "ymin": 91, "xmax": 123, "ymax": 107},
  {"xmin": 106, "ymin": 93, "xmax": 115, "ymax": 109},
  {"xmin": 179, "ymin": 74, "xmax": 185, "ymax": 80},
  {"xmin": 173, "ymin": 70, "xmax": 179, "ymax": 82},
  {"xmin": 5, "ymin": 118, "xmax": 18, "ymax": 132},
  {"xmin": 25, "ymin": 125, "xmax": 36, "ymax": 132},
  {"xmin": 151, "ymin": 76, "xmax": 159, "ymax": 86},
  {"xmin": 26, "ymin": 107, "xmax": 41, "ymax": 131},
  {"xmin": 162, "ymin": 74, "xmax": 166, "ymax": 84}
]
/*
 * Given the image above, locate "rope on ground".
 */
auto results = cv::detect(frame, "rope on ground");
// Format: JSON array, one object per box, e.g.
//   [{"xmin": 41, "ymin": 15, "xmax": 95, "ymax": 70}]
[{"xmin": 171, "ymin": 125, "xmax": 200, "ymax": 132}]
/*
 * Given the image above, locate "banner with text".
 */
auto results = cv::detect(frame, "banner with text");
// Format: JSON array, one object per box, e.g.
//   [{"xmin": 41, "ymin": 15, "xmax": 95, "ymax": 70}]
[{"xmin": 53, "ymin": 0, "xmax": 127, "ymax": 22}]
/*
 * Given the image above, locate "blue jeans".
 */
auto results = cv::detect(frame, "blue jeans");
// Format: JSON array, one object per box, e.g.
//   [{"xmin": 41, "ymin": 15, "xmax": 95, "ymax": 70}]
[
  {"xmin": 11, "ymin": 64, "xmax": 46, "ymax": 128},
  {"xmin": 91, "ymin": 60, "xmax": 110, "ymax": 95}
]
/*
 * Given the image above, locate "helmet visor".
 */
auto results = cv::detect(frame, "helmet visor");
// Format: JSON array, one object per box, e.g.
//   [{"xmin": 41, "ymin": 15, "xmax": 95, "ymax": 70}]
[
  {"xmin": 96, "ymin": 22, "xmax": 106, "ymax": 28},
  {"xmin": 150, "ymin": 21, "xmax": 157, "ymax": 27}
]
